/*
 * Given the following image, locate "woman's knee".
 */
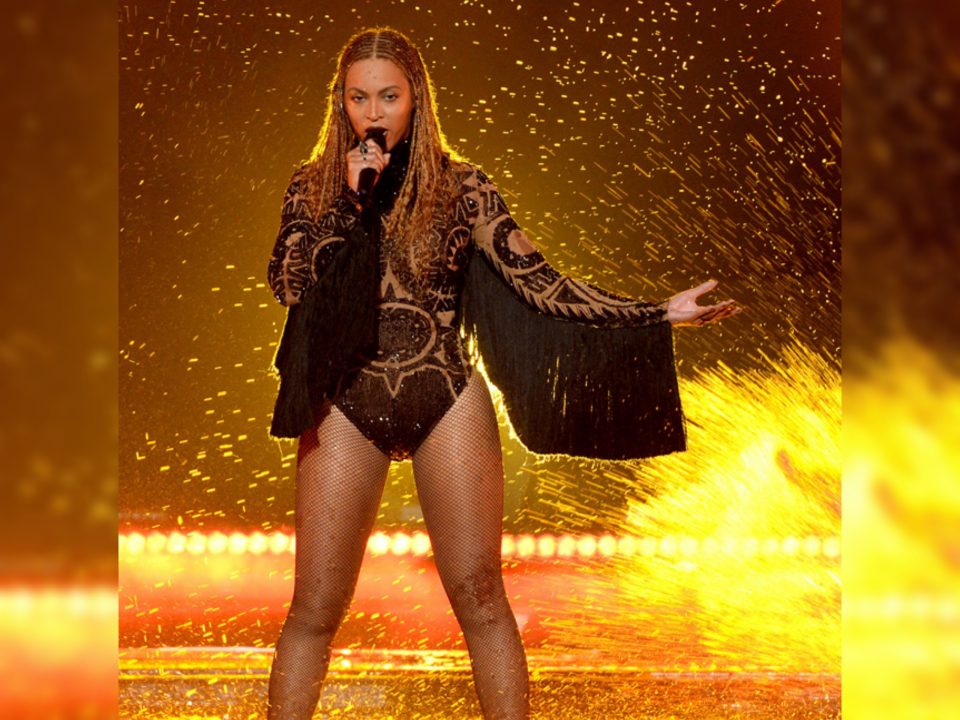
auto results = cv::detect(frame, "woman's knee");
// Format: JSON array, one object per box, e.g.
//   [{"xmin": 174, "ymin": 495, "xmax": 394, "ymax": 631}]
[
  {"xmin": 446, "ymin": 563, "xmax": 513, "ymax": 629},
  {"xmin": 287, "ymin": 574, "xmax": 355, "ymax": 636}
]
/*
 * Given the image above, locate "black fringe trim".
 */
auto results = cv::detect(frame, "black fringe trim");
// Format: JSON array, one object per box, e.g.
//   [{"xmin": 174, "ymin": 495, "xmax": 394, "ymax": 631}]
[
  {"xmin": 461, "ymin": 251, "xmax": 686, "ymax": 460},
  {"xmin": 269, "ymin": 220, "xmax": 379, "ymax": 438}
]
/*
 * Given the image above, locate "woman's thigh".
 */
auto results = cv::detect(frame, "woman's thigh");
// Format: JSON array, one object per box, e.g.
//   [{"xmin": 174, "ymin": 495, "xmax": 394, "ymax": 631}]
[
  {"xmin": 290, "ymin": 401, "xmax": 391, "ymax": 608},
  {"xmin": 410, "ymin": 371, "xmax": 505, "ymax": 580}
]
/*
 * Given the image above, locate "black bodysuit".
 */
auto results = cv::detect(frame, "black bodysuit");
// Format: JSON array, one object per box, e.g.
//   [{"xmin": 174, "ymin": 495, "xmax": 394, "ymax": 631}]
[{"xmin": 267, "ymin": 142, "xmax": 669, "ymax": 461}]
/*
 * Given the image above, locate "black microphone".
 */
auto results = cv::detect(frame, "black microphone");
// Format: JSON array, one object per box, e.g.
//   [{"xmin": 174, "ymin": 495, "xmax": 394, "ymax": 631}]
[{"xmin": 357, "ymin": 128, "xmax": 388, "ymax": 207}]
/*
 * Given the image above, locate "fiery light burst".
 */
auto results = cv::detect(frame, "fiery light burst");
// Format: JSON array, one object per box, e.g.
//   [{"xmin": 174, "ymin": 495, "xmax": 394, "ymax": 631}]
[
  {"xmin": 844, "ymin": 341, "xmax": 960, "ymax": 720},
  {"xmin": 533, "ymin": 342, "xmax": 840, "ymax": 673}
]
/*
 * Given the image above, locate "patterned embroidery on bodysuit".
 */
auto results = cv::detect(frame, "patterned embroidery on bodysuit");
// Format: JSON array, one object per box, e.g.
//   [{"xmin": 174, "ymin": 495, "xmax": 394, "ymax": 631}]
[
  {"xmin": 266, "ymin": 166, "xmax": 360, "ymax": 307},
  {"xmin": 332, "ymin": 207, "xmax": 473, "ymax": 461},
  {"xmin": 268, "ymin": 161, "xmax": 666, "ymax": 459}
]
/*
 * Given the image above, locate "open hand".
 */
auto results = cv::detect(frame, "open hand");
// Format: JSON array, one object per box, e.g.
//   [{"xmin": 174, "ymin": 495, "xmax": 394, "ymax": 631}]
[{"xmin": 664, "ymin": 280, "xmax": 742, "ymax": 327}]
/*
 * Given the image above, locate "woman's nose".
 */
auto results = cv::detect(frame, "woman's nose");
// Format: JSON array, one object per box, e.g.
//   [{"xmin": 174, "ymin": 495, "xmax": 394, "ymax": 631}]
[{"xmin": 366, "ymin": 100, "xmax": 382, "ymax": 120}]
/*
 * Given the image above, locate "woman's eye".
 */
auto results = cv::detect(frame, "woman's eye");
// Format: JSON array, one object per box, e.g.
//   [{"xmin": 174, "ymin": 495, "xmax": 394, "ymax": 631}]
[
  {"xmin": 385, "ymin": 94, "xmax": 397, "ymax": 101},
  {"xmin": 350, "ymin": 96, "xmax": 364, "ymax": 102}
]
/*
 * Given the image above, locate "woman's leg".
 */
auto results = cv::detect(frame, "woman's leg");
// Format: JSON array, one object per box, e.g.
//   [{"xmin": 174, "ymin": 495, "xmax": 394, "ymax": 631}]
[
  {"xmin": 267, "ymin": 401, "xmax": 391, "ymax": 719},
  {"xmin": 411, "ymin": 371, "xmax": 530, "ymax": 720}
]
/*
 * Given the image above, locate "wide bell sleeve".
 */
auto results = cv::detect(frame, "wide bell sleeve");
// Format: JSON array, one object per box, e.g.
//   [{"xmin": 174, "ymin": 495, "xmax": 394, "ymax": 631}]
[
  {"xmin": 460, "ymin": 166, "xmax": 686, "ymax": 460},
  {"xmin": 267, "ymin": 166, "xmax": 378, "ymax": 439}
]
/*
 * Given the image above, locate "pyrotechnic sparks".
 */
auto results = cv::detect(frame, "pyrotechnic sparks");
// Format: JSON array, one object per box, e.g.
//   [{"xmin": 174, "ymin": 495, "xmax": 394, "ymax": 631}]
[
  {"xmin": 844, "ymin": 340, "xmax": 960, "ymax": 720},
  {"xmin": 529, "ymin": 342, "xmax": 840, "ymax": 673},
  {"xmin": 119, "ymin": 0, "xmax": 838, "ymax": 537}
]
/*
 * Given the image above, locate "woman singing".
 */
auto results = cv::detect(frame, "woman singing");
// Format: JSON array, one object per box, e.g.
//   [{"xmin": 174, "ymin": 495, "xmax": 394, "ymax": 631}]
[{"xmin": 265, "ymin": 26, "xmax": 739, "ymax": 720}]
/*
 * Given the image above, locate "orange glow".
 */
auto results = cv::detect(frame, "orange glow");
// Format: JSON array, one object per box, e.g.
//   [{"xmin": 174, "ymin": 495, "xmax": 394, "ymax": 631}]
[
  {"xmin": 515, "ymin": 534, "xmax": 536, "ymax": 558},
  {"xmin": 0, "ymin": 586, "xmax": 117, "ymax": 715},
  {"xmin": 166, "ymin": 531, "xmax": 186, "ymax": 554},
  {"xmin": 228, "ymin": 531, "xmax": 247, "ymax": 554},
  {"xmin": 268, "ymin": 530, "xmax": 289, "ymax": 554},
  {"xmin": 391, "ymin": 531, "xmax": 412, "ymax": 556},
  {"xmin": 208, "ymin": 531, "xmax": 228, "ymax": 554},
  {"xmin": 368, "ymin": 531, "xmax": 391, "ymax": 556},
  {"xmin": 537, "ymin": 535, "xmax": 557, "ymax": 557},
  {"xmin": 185, "ymin": 531, "xmax": 205, "ymax": 555},
  {"xmin": 146, "ymin": 531, "xmax": 166, "ymax": 554},
  {"xmin": 248, "ymin": 531, "xmax": 269, "ymax": 555},
  {"xmin": 411, "ymin": 531, "xmax": 432, "ymax": 556},
  {"xmin": 844, "ymin": 340, "xmax": 960, "ymax": 719},
  {"xmin": 576, "ymin": 536, "xmax": 598, "ymax": 558}
]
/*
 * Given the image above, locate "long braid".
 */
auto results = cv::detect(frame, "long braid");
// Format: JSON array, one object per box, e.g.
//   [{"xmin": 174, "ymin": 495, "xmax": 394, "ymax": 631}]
[{"xmin": 300, "ymin": 27, "xmax": 466, "ymax": 296}]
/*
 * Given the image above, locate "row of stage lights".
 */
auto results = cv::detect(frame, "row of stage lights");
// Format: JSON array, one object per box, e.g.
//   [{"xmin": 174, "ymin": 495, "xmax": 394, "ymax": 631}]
[
  {"xmin": 0, "ymin": 586, "xmax": 116, "ymax": 618},
  {"xmin": 119, "ymin": 531, "xmax": 840, "ymax": 560}
]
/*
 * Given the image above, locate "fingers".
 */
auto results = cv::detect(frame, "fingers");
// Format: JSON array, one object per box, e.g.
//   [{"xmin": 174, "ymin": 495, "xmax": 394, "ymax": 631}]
[
  {"xmin": 346, "ymin": 142, "xmax": 391, "ymax": 192},
  {"xmin": 675, "ymin": 302, "xmax": 741, "ymax": 327},
  {"xmin": 353, "ymin": 142, "xmax": 389, "ymax": 171},
  {"xmin": 694, "ymin": 303, "xmax": 742, "ymax": 326},
  {"xmin": 670, "ymin": 276, "xmax": 742, "ymax": 327},
  {"xmin": 692, "ymin": 279, "xmax": 719, "ymax": 296}
]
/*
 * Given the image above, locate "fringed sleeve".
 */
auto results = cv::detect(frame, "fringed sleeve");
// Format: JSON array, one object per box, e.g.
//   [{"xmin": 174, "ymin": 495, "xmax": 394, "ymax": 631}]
[
  {"xmin": 267, "ymin": 168, "xmax": 379, "ymax": 439},
  {"xmin": 461, "ymin": 166, "xmax": 686, "ymax": 460}
]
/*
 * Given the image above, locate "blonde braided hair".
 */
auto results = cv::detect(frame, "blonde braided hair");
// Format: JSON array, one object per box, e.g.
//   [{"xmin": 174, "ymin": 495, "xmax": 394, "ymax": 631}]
[{"xmin": 301, "ymin": 27, "xmax": 467, "ymax": 294}]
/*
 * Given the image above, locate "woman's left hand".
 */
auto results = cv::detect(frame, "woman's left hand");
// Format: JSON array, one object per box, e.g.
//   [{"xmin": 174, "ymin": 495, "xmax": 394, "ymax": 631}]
[{"xmin": 663, "ymin": 280, "xmax": 742, "ymax": 327}]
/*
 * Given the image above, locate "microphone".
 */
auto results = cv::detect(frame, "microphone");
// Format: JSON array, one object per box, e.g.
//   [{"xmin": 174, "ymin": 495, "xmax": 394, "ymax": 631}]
[{"xmin": 357, "ymin": 128, "xmax": 388, "ymax": 207}]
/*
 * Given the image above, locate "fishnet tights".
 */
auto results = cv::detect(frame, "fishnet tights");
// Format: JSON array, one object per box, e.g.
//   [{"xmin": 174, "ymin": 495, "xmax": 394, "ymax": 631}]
[
  {"xmin": 267, "ymin": 398, "xmax": 390, "ymax": 719},
  {"xmin": 267, "ymin": 371, "xmax": 530, "ymax": 719},
  {"xmin": 411, "ymin": 371, "xmax": 530, "ymax": 719}
]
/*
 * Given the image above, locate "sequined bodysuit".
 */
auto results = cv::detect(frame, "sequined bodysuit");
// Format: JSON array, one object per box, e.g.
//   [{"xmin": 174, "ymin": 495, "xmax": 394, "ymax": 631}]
[{"xmin": 267, "ymin": 141, "xmax": 668, "ymax": 460}]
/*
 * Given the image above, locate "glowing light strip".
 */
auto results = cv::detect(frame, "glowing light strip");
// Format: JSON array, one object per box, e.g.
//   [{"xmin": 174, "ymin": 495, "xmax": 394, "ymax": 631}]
[
  {"xmin": 118, "ymin": 531, "xmax": 840, "ymax": 559},
  {"xmin": 845, "ymin": 595, "xmax": 960, "ymax": 622},
  {"xmin": 0, "ymin": 587, "xmax": 117, "ymax": 617}
]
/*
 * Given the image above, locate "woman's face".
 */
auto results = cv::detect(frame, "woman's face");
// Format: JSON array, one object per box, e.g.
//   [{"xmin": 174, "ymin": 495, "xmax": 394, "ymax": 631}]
[{"xmin": 343, "ymin": 58, "xmax": 414, "ymax": 152}]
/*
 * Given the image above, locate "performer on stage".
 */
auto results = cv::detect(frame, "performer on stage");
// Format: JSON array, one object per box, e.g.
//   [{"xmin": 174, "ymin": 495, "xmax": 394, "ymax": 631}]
[{"xmin": 265, "ymin": 27, "xmax": 740, "ymax": 719}]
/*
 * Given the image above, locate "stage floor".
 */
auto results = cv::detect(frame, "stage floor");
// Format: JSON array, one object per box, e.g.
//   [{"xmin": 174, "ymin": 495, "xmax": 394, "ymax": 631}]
[{"xmin": 120, "ymin": 647, "xmax": 840, "ymax": 719}]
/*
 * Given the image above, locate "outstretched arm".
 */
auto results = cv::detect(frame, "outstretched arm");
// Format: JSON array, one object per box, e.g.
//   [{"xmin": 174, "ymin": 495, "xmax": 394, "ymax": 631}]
[
  {"xmin": 468, "ymin": 166, "xmax": 741, "ymax": 328},
  {"xmin": 468, "ymin": 167, "xmax": 668, "ymax": 327},
  {"xmin": 266, "ymin": 166, "xmax": 360, "ymax": 307}
]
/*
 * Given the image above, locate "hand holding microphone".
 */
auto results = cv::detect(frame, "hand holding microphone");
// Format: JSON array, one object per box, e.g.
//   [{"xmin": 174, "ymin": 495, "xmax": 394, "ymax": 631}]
[{"xmin": 347, "ymin": 128, "xmax": 389, "ymax": 207}]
